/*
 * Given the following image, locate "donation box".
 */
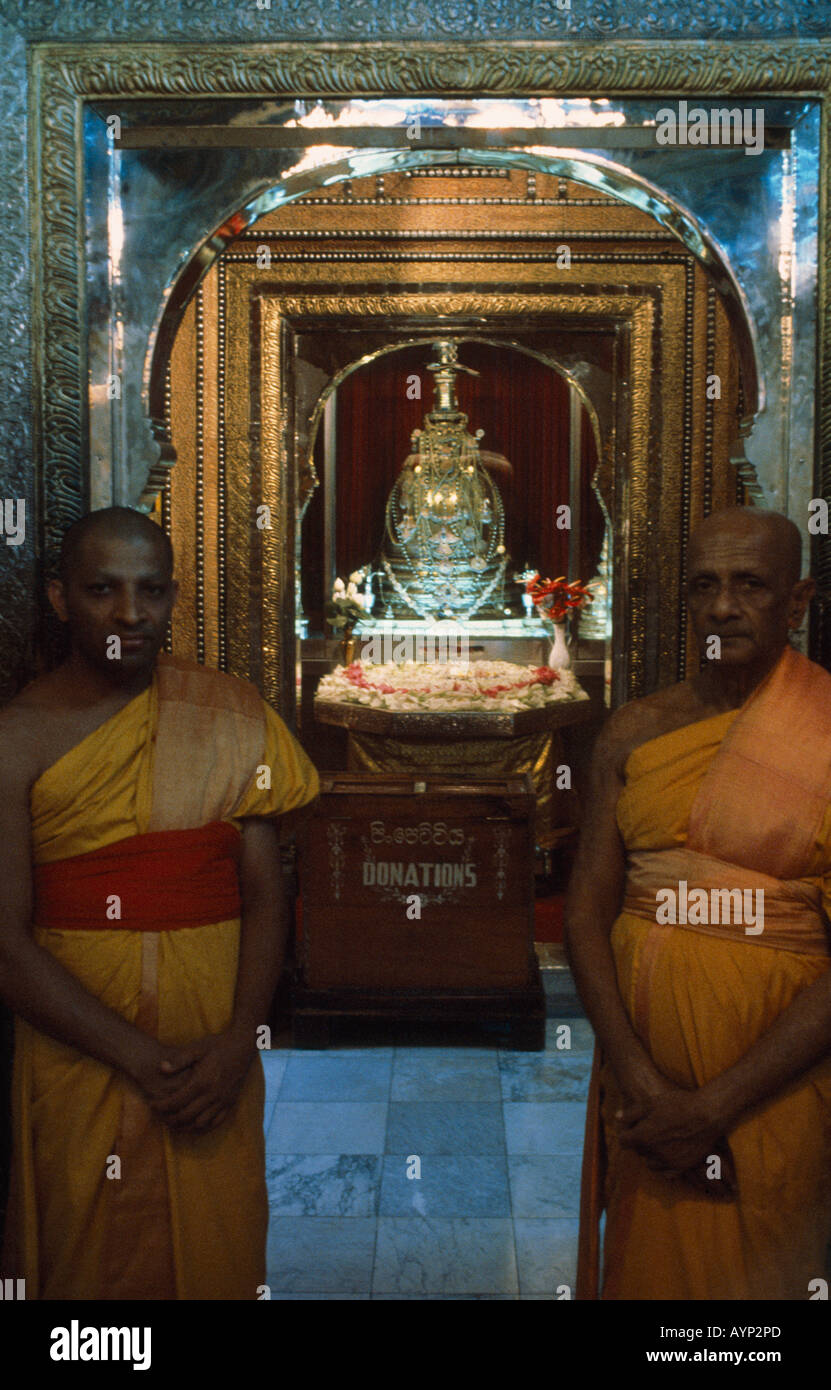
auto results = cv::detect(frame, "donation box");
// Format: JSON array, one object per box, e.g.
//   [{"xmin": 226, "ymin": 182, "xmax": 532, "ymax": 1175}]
[{"xmin": 300, "ymin": 773, "xmax": 537, "ymax": 991}]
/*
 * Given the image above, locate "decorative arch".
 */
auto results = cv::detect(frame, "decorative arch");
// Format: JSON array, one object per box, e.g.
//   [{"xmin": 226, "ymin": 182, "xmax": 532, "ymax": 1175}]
[
  {"xmin": 144, "ymin": 145, "xmax": 763, "ymax": 507},
  {"xmin": 23, "ymin": 39, "xmax": 829, "ymax": 694}
]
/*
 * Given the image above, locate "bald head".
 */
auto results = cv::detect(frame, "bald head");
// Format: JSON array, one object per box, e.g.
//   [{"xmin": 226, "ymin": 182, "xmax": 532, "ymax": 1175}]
[
  {"xmin": 689, "ymin": 507, "xmax": 803, "ymax": 588},
  {"xmin": 48, "ymin": 506, "xmax": 177, "ymax": 687},
  {"xmin": 686, "ymin": 506, "xmax": 814, "ymax": 678},
  {"xmin": 59, "ymin": 507, "xmax": 173, "ymax": 585}
]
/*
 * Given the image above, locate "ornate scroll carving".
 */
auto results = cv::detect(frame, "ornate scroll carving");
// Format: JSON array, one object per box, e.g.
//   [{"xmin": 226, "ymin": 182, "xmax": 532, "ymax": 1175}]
[
  {"xmin": 9, "ymin": 2, "xmax": 830, "ymax": 42},
  {"xmin": 29, "ymin": 38, "xmax": 831, "ymax": 678}
]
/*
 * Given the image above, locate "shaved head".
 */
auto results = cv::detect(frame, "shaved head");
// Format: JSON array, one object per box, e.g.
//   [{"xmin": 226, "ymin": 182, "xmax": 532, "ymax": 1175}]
[
  {"xmin": 59, "ymin": 507, "xmax": 173, "ymax": 585},
  {"xmin": 686, "ymin": 505, "xmax": 814, "ymax": 686},
  {"xmin": 689, "ymin": 507, "xmax": 803, "ymax": 588},
  {"xmin": 47, "ymin": 505, "xmax": 178, "ymax": 692}
]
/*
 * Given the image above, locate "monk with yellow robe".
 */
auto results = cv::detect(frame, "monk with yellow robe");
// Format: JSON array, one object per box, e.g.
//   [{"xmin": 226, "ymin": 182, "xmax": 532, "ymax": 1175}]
[
  {"xmin": 0, "ymin": 508, "xmax": 319, "ymax": 1298},
  {"xmin": 566, "ymin": 507, "xmax": 831, "ymax": 1300}
]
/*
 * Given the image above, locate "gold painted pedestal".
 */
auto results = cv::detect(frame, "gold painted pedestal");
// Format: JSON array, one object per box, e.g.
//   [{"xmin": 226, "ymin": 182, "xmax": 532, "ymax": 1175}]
[{"xmin": 314, "ymin": 699, "xmax": 593, "ymax": 850}]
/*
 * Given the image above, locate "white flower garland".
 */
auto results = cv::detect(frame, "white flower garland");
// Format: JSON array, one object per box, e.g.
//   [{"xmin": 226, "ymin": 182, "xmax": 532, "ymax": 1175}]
[{"xmin": 316, "ymin": 659, "xmax": 589, "ymax": 712}]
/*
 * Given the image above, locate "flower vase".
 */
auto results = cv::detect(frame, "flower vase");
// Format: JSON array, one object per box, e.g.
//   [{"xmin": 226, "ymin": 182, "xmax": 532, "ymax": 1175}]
[
  {"xmin": 341, "ymin": 627, "xmax": 356, "ymax": 666},
  {"xmin": 547, "ymin": 620, "xmax": 571, "ymax": 670}
]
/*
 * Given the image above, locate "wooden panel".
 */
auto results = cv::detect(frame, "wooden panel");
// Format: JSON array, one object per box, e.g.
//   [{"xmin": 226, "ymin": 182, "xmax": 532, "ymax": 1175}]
[{"xmin": 301, "ymin": 775, "xmax": 536, "ymax": 990}]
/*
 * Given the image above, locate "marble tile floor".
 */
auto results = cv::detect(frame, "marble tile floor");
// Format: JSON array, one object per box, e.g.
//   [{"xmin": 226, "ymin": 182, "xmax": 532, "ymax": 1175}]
[{"xmin": 262, "ymin": 1013, "xmax": 594, "ymax": 1300}]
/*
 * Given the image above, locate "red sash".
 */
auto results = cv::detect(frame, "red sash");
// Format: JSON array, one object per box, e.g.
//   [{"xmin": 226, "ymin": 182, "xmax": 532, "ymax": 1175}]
[{"xmin": 33, "ymin": 820, "xmax": 241, "ymax": 932}]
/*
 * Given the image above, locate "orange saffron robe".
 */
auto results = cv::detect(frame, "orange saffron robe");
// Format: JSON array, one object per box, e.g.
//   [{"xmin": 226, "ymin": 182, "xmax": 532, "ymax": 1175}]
[
  {"xmin": 577, "ymin": 647, "xmax": 831, "ymax": 1300},
  {"xmin": 2, "ymin": 654, "xmax": 319, "ymax": 1300}
]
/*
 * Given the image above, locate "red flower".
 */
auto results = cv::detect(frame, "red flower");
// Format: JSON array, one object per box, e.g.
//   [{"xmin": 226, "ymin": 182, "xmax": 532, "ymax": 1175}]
[{"xmin": 525, "ymin": 574, "xmax": 593, "ymax": 622}]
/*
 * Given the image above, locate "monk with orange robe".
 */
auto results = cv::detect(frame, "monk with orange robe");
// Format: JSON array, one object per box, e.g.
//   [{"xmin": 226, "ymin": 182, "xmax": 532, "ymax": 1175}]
[
  {"xmin": 566, "ymin": 506, "xmax": 831, "ymax": 1300},
  {"xmin": 0, "ymin": 507, "xmax": 319, "ymax": 1298}
]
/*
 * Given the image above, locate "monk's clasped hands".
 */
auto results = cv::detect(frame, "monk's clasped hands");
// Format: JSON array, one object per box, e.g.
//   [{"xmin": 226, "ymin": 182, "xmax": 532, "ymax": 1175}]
[
  {"xmin": 131, "ymin": 1028, "xmax": 258, "ymax": 1134},
  {"xmin": 616, "ymin": 1067, "xmax": 738, "ymax": 1201}
]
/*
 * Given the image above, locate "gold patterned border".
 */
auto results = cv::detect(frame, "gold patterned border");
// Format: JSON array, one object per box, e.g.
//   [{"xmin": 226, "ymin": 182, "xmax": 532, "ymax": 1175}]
[
  {"xmin": 216, "ymin": 249, "xmax": 695, "ymax": 699},
  {"xmin": 260, "ymin": 301, "xmax": 289, "ymax": 715},
  {"xmin": 253, "ymin": 288, "xmax": 654, "ymax": 707},
  {"xmin": 176, "ymin": 244, "xmax": 719, "ymax": 706},
  {"xmin": 29, "ymin": 40, "xmax": 831, "ymax": 668}
]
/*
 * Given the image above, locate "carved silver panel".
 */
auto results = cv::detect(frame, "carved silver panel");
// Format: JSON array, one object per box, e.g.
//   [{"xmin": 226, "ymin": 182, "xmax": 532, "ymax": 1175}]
[{"xmin": 80, "ymin": 97, "xmax": 818, "ymax": 556}]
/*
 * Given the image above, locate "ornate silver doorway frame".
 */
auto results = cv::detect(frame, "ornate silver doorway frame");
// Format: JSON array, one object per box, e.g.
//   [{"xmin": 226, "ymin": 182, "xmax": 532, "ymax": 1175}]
[{"xmin": 29, "ymin": 42, "xmax": 831, "ymax": 669}]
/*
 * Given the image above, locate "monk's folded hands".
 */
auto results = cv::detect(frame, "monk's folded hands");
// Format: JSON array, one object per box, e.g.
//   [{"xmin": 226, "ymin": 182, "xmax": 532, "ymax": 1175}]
[
  {"xmin": 125, "ymin": 1033, "xmax": 200, "ymax": 1111},
  {"xmin": 617, "ymin": 1082, "xmax": 737, "ymax": 1197},
  {"xmin": 145, "ymin": 1028, "xmax": 258, "ymax": 1132}
]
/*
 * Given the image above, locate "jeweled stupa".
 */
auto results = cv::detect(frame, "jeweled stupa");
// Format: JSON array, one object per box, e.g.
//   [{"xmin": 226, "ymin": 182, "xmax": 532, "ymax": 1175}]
[{"xmin": 377, "ymin": 341, "xmax": 520, "ymax": 621}]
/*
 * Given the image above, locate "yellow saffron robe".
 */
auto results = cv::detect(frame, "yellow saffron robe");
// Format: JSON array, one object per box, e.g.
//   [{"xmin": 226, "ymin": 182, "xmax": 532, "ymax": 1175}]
[
  {"xmin": 2, "ymin": 654, "xmax": 319, "ymax": 1300},
  {"xmin": 578, "ymin": 647, "xmax": 831, "ymax": 1300}
]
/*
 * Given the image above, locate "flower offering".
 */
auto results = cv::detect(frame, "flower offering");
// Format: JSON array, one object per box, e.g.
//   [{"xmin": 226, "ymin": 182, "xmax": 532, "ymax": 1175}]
[{"xmin": 316, "ymin": 659, "xmax": 589, "ymax": 712}]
